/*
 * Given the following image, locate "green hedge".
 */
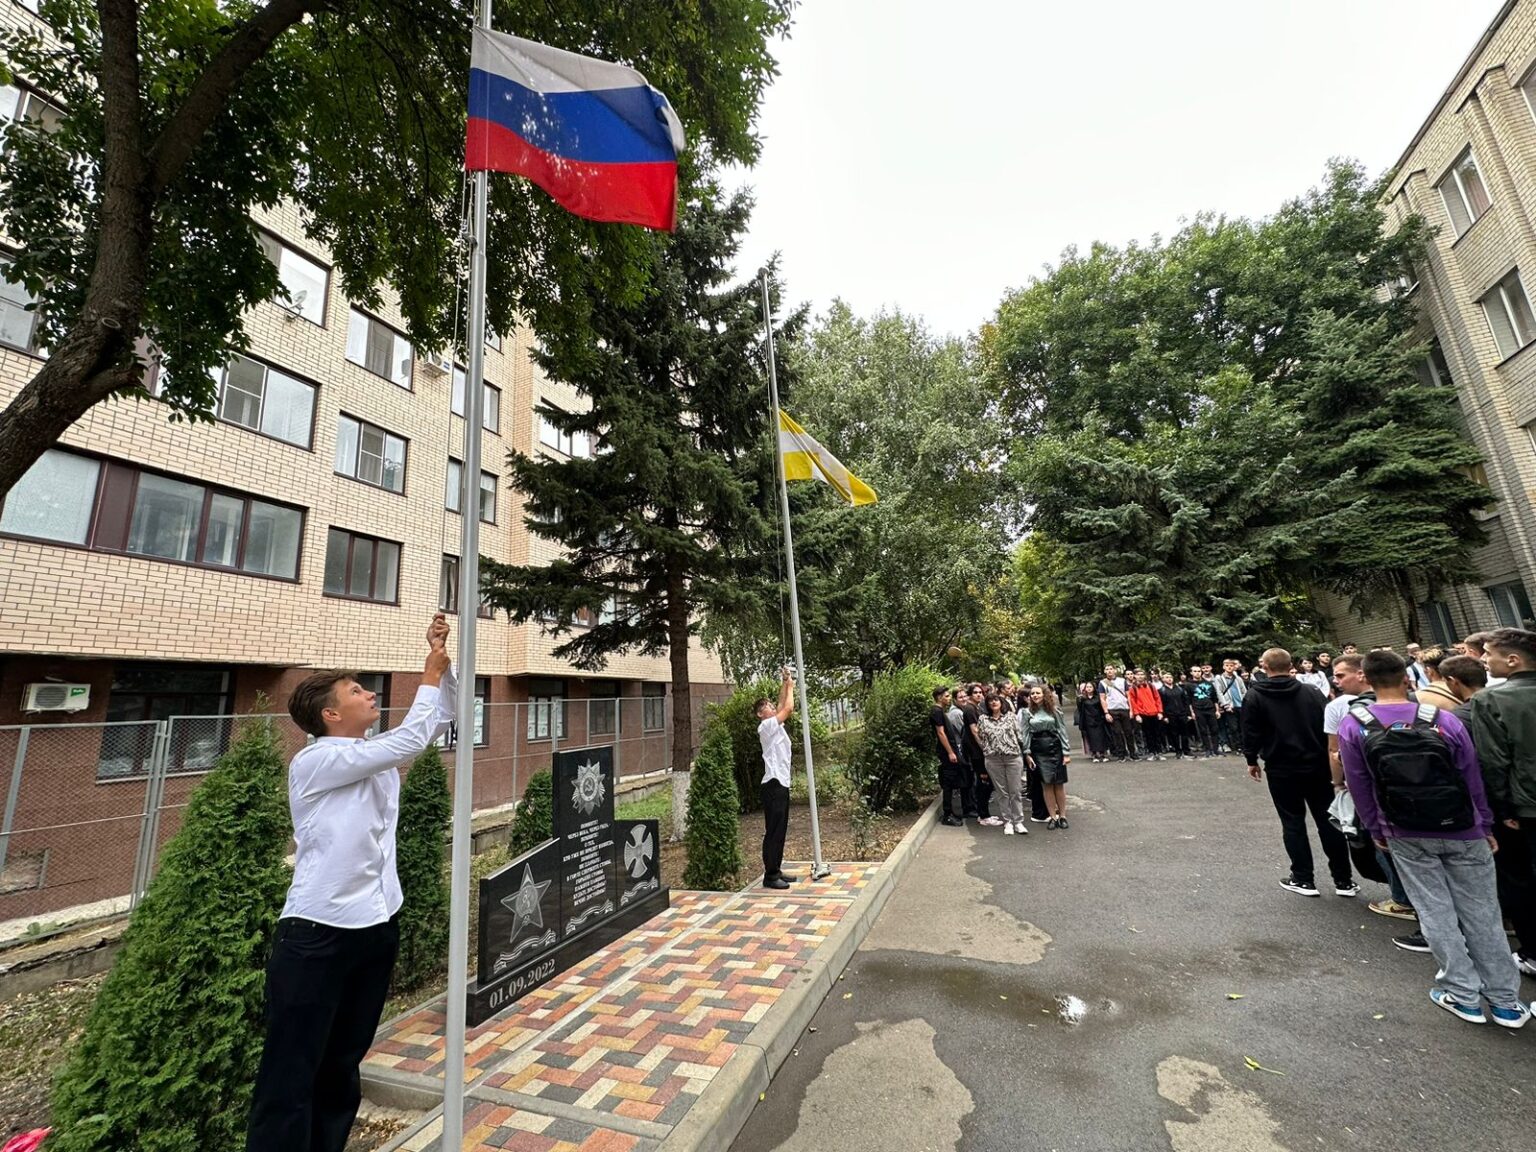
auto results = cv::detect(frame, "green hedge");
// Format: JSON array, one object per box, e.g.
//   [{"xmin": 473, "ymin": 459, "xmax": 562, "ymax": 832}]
[
  {"xmin": 508, "ymin": 769, "xmax": 554, "ymax": 858},
  {"xmin": 49, "ymin": 717, "xmax": 292, "ymax": 1152},
  {"xmin": 683, "ymin": 722, "xmax": 742, "ymax": 889},
  {"xmin": 849, "ymin": 664, "xmax": 947, "ymax": 812},
  {"xmin": 393, "ymin": 745, "xmax": 451, "ymax": 993}
]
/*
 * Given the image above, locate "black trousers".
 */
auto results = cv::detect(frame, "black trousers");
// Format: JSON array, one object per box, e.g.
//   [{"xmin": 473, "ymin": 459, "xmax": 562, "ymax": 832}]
[
  {"xmin": 1107, "ymin": 709, "xmax": 1137, "ymax": 759},
  {"xmin": 939, "ymin": 753, "xmax": 973, "ymax": 818},
  {"xmin": 247, "ymin": 914, "xmax": 399, "ymax": 1152},
  {"xmin": 1025, "ymin": 762, "xmax": 1049, "ymax": 820},
  {"xmin": 761, "ymin": 779, "xmax": 790, "ymax": 878},
  {"xmin": 970, "ymin": 752, "xmax": 993, "ymax": 816},
  {"xmin": 1494, "ymin": 820, "xmax": 1536, "ymax": 957},
  {"xmin": 1193, "ymin": 709, "xmax": 1220, "ymax": 755},
  {"xmin": 1265, "ymin": 771, "xmax": 1352, "ymax": 887},
  {"xmin": 1140, "ymin": 717, "xmax": 1165, "ymax": 755},
  {"xmin": 1163, "ymin": 714, "xmax": 1191, "ymax": 757}
]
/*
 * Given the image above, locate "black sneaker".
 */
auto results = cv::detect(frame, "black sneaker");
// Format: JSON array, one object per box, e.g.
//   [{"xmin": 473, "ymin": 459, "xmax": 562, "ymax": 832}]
[
  {"xmin": 1279, "ymin": 875, "xmax": 1320, "ymax": 897},
  {"xmin": 940, "ymin": 815, "xmax": 963, "ymax": 827},
  {"xmin": 1393, "ymin": 932, "xmax": 1431, "ymax": 953},
  {"xmin": 763, "ymin": 876, "xmax": 790, "ymax": 891}
]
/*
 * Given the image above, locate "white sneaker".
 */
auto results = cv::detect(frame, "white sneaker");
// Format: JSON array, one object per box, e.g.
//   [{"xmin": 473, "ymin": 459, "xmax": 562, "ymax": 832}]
[
  {"xmin": 1003, "ymin": 822, "xmax": 1015, "ymax": 835},
  {"xmin": 1014, "ymin": 821, "xmax": 1029, "ymax": 835},
  {"xmin": 1515, "ymin": 951, "xmax": 1536, "ymax": 978}
]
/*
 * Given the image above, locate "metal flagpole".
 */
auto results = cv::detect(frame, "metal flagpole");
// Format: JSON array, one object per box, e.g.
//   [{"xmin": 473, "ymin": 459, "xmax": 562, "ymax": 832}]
[
  {"xmin": 444, "ymin": 1, "xmax": 493, "ymax": 1146},
  {"xmin": 760, "ymin": 272, "xmax": 829, "ymax": 880}
]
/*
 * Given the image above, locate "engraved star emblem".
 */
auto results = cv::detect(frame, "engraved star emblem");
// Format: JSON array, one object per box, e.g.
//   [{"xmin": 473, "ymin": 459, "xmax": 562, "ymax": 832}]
[
  {"xmin": 501, "ymin": 864, "xmax": 552, "ymax": 941},
  {"xmin": 571, "ymin": 759, "xmax": 606, "ymax": 817}
]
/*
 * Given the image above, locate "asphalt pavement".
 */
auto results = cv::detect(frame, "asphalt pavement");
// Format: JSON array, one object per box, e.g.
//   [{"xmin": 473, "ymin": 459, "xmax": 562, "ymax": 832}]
[{"xmin": 731, "ymin": 753, "xmax": 1536, "ymax": 1152}]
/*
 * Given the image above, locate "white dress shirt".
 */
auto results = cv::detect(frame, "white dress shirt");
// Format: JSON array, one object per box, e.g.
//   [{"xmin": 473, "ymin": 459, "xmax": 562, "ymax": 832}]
[
  {"xmin": 759, "ymin": 716, "xmax": 792, "ymax": 787},
  {"xmin": 281, "ymin": 668, "xmax": 457, "ymax": 928}
]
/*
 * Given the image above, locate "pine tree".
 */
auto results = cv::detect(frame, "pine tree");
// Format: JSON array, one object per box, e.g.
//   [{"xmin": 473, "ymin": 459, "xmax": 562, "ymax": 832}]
[
  {"xmin": 392, "ymin": 745, "xmax": 451, "ymax": 993},
  {"xmin": 682, "ymin": 724, "xmax": 742, "ymax": 889},
  {"xmin": 481, "ymin": 186, "xmax": 780, "ymax": 779},
  {"xmin": 48, "ymin": 718, "xmax": 292, "ymax": 1152}
]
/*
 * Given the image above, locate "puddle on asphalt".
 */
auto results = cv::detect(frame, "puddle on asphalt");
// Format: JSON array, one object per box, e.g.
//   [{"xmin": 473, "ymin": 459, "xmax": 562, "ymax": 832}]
[{"xmin": 1055, "ymin": 993, "xmax": 1088, "ymax": 1024}]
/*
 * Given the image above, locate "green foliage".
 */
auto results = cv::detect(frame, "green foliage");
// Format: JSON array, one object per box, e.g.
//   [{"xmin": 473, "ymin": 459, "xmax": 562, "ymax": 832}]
[
  {"xmin": 508, "ymin": 770, "xmax": 554, "ymax": 859},
  {"xmin": 393, "ymin": 745, "xmax": 451, "ymax": 994},
  {"xmin": 0, "ymin": 1, "xmax": 795, "ymax": 498},
  {"xmin": 682, "ymin": 722, "xmax": 742, "ymax": 889},
  {"xmin": 708, "ymin": 679, "xmax": 830, "ymax": 812},
  {"xmin": 48, "ymin": 717, "xmax": 292, "ymax": 1152},
  {"xmin": 615, "ymin": 787, "xmax": 673, "ymax": 824},
  {"xmin": 848, "ymin": 665, "xmax": 946, "ymax": 813},
  {"xmin": 480, "ymin": 188, "xmax": 787, "ymax": 774},
  {"xmin": 986, "ymin": 160, "xmax": 1489, "ymax": 658},
  {"xmin": 708, "ymin": 302, "xmax": 1014, "ymax": 684}
]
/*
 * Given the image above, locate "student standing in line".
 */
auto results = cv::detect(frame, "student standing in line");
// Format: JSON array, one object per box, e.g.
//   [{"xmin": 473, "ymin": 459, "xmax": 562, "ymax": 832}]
[
  {"xmin": 1098, "ymin": 665, "xmax": 1138, "ymax": 762},
  {"xmin": 1245, "ymin": 648, "xmax": 1358, "ymax": 900},
  {"xmin": 1343, "ymin": 649, "xmax": 1527, "ymax": 1028},
  {"xmin": 930, "ymin": 686, "xmax": 967, "ymax": 827},
  {"xmin": 1025, "ymin": 685, "xmax": 1074, "ymax": 829},
  {"xmin": 1296, "ymin": 658, "xmax": 1331, "ymax": 697},
  {"xmin": 958, "ymin": 686, "xmax": 985, "ymax": 822},
  {"xmin": 1074, "ymin": 682, "xmax": 1111, "ymax": 762},
  {"xmin": 979, "ymin": 693, "xmax": 1029, "ymax": 835},
  {"xmin": 1158, "ymin": 671, "xmax": 1193, "ymax": 759},
  {"xmin": 1188, "ymin": 666, "xmax": 1220, "ymax": 758},
  {"xmin": 1129, "ymin": 670, "xmax": 1166, "ymax": 760}
]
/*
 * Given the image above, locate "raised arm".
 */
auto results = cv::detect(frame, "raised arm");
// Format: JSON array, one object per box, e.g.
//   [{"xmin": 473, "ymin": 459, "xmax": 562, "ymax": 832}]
[{"xmin": 775, "ymin": 667, "xmax": 794, "ymax": 726}]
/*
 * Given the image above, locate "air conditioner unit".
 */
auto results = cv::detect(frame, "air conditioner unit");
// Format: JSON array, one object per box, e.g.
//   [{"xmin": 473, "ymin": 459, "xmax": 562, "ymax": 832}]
[
  {"xmin": 423, "ymin": 353, "xmax": 450, "ymax": 377},
  {"xmin": 23, "ymin": 683, "xmax": 91, "ymax": 713}
]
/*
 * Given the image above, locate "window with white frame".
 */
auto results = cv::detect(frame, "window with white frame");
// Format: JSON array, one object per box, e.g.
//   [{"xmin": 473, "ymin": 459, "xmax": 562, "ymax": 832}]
[
  {"xmin": 345, "ymin": 309, "xmax": 412, "ymax": 387},
  {"xmin": 257, "ymin": 233, "xmax": 327, "ymax": 325},
  {"xmin": 479, "ymin": 471, "xmax": 497, "ymax": 524},
  {"xmin": 450, "ymin": 366, "xmax": 501, "ymax": 432},
  {"xmin": 211, "ymin": 355, "xmax": 316, "ymax": 448},
  {"xmin": 473, "ymin": 676, "xmax": 489, "ymax": 745},
  {"xmin": 334, "ymin": 414, "xmax": 406, "ymax": 493},
  {"xmin": 0, "ymin": 83, "xmax": 62, "ymax": 148},
  {"xmin": 1480, "ymin": 270, "xmax": 1536, "ymax": 360},
  {"xmin": 1437, "ymin": 148, "xmax": 1492, "ymax": 238},
  {"xmin": 323, "ymin": 528, "xmax": 400, "ymax": 603},
  {"xmin": 527, "ymin": 679, "xmax": 568, "ymax": 741},
  {"xmin": 0, "ymin": 254, "xmax": 41, "ymax": 354},
  {"xmin": 537, "ymin": 408, "xmax": 591, "ymax": 457},
  {"xmin": 446, "ymin": 458, "xmax": 462, "ymax": 512}
]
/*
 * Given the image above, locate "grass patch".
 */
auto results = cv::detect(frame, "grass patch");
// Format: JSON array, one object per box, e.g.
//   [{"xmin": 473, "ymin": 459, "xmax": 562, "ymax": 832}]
[{"xmin": 616, "ymin": 788, "xmax": 672, "ymax": 823}]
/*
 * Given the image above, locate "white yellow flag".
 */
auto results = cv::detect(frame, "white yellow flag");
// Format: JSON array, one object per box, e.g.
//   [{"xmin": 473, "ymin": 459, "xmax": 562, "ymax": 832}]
[{"xmin": 778, "ymin": 410, "xmax": 878, "ymax": 506}]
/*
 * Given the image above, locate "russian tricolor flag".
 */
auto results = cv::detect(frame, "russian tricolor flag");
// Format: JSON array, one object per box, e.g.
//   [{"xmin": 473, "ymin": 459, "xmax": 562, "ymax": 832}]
[{"xmin": 466, "ymin": 28, "xmax": 685, "ymax": 232}]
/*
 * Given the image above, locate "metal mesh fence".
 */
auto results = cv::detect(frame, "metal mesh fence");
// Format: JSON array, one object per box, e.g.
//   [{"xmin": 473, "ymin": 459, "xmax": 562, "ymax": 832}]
[{"xmin": 0, "ymin": 690, "xmax": 720, "ymax": 933}]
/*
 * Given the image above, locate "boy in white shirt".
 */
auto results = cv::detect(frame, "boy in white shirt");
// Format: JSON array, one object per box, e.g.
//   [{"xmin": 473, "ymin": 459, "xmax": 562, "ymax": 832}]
[
  {"xmin": 247, "ymin": 615, "xmax": 457, "ymax": 1152},
  {"xmin": 757, "ymin": 667, "xmax": 796, "ymax": 890}
]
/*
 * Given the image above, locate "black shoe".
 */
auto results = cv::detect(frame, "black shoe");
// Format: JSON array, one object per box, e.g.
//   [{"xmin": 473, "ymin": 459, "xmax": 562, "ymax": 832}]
[
  {"xmin": 1393, "ymin": 931, "xmax": 1431, "ymax": 953},
  {"xmin": 763, "ymin": 876, "xmax": 791, "ymax": 891},
  {"xmin": 940, "ymin": 815, "xmax": 964, "ymax": 827},
  {"xmin": 777, "ymin": 873, "xmax": 799, "ymax": 882},
  {"xmin": 1058, "ymin": 816, "xmax": 1069, "ymax": 829},
  {"xmin": 962, "ymin": 811, "xmax": 980, "ymax": 819},
  {"xmin": 1279, "ymin": 875, "xmax": 1320, "ymax": 897}
]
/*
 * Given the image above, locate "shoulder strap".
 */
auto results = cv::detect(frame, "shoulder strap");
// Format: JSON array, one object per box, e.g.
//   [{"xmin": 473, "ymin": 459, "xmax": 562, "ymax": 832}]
[
  {"xmin": 1347, "ymin": 702, "xmax": 1380, "ymax": 731},
  {"xmin": 1415, "ymin": 703, "xmax": 1441, "ymax": 728}
]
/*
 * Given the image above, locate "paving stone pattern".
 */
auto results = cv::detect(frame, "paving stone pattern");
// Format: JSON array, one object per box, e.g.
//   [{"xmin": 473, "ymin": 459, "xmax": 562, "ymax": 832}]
[{"xmin": 370, "ymin": 863, "xmax": 879, "ymax": 1151}]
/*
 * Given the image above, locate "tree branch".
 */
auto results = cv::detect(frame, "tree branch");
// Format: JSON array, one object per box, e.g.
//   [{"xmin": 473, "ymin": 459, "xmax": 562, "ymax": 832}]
[{"xmin": 147, "ymin": 0, "xmax": 324, "ymax": 196}]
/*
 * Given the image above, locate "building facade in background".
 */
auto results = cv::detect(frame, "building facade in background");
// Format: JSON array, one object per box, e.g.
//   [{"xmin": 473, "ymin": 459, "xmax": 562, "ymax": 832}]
[
  {"xmin": 0, "ymin": 3, "xmax": 727, "ymax": 921},
  {"xmin": 1314, "ymin": 0, "xmax": 1536, "ymax": 651}
]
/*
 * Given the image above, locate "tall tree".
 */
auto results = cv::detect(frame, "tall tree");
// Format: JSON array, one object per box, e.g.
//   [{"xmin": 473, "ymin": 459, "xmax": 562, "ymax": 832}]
[
  {"xmin": 986, "ymin": 160, "xmax": 1489, "ymax": 652},
  {"xmin": 479, "ymin": 186, "xmax": 775, "ymax": 778},
  {"xmin": 0, "ymin": 0, "xmax": 794, "ymax": 499},
  {"xmin": 710, "ymin": 302, "xmax": 1012, "ymax": 685}
]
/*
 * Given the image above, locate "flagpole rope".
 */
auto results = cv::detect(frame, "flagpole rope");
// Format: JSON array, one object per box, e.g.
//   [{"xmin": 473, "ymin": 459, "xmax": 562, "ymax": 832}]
[{"xmin": 440, "ymin": 167, "xmax": 473, "ymax": 588}]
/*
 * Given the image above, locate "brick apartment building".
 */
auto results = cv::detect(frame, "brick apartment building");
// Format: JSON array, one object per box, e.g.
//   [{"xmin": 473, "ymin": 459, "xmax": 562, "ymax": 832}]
[
  {"xmin": 0, "ymin": 2, "xmax": 727, "ymax": 920},
  {"xmin": 1310, "ymin": 0, "xmax": 1536, "ymax": 650}
]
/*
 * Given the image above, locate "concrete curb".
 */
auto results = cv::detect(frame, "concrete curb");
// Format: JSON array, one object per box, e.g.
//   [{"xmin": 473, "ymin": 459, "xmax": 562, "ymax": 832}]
[{"xmin": 656, "ymin": 796, "xmax": 941, "ymax": 1152}]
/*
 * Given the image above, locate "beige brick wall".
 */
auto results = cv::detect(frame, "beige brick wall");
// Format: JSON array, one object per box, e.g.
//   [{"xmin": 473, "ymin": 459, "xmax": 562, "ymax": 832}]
[{"xmin": 0, "ymin": 44, "xmax": 723, "ymax": 686}]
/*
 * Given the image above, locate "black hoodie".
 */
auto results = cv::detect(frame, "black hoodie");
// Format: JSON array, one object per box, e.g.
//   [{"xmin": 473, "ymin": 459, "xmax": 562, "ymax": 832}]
[{"xmin": 1241, "ymin": 674, "xmax": 1329, "ymax": 776}]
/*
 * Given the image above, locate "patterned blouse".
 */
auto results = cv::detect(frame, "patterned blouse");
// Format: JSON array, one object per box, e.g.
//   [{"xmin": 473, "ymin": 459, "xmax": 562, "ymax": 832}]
[{"xmin": 976, "ymin": 713, "xmax": 1025, "ymax": 758}]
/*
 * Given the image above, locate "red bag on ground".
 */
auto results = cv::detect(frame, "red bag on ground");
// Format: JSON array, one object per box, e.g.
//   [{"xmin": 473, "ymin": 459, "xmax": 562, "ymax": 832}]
[{"xmin": 2, "ymin": 1129, "xmax": 51, "ymax": 1152}]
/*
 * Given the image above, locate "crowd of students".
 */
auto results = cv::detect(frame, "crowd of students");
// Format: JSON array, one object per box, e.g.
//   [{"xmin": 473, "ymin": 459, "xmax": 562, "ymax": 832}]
[{"xmin": 932, "ymin": 631, "xmax": 1536, "ymax": 1029}]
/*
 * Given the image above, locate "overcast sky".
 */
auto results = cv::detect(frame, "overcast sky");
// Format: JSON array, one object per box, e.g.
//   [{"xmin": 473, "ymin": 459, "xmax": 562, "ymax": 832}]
[{"xmin": 725, "ymin": 0, "xmax": 1503, "ymax": 338}]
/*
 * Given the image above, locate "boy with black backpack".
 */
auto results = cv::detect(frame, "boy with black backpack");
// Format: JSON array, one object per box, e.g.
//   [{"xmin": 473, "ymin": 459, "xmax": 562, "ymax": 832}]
[{"xmin": 1338, "ymin": 649, "xmax": 1528, "ymax": 1028}]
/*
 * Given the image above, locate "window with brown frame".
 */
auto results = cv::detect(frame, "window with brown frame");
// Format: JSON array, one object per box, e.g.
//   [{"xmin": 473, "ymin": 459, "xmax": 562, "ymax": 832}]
[{"xmin": 323, "ymin": 528, "xmax": 400, "ymax": 603}]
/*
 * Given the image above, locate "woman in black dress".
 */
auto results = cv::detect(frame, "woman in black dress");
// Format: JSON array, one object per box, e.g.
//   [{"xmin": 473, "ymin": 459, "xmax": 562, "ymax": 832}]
[{"xmin": 1073, "ymin": 682, "xmax": 1110, "ymax": 762}]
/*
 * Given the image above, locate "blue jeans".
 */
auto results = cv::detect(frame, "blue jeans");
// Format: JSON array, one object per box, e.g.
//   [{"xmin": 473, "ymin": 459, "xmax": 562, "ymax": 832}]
[
  {"xmin": 1376, "ymin": 848, "xmax": 1410, "ymax": 907},
  {"xmin": 1388, "ymin": 836, "xmax": 1521, "ymax": 1009}
]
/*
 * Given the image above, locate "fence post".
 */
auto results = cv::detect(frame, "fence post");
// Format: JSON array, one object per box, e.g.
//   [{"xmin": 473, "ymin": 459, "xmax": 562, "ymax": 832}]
[
  {"xmin": 0, "ymin": 726, "xmax": 30, "ymax": 876},
  {"xmin": 612, "ymin": 693, "xmax": 623, "ymax": 780},
  {"xmin": 511, "ymin": 701, "xmax": 521, "ymax": 805},
  {"xmin": 131, "ymin": 720, "xmax": 173, "ymax": 908}
]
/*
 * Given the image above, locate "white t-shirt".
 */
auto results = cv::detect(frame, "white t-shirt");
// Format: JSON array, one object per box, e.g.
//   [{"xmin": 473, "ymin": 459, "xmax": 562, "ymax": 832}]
[
  {"xmin": 759, "ymin": 716, "xmax": 792, "ymax": 786},
  {"xmin": 1101, "ymin": 677, "xmax": 1130, "ymax": 711},
  {"xmin": 1322, "ymin": 693, "xmax": 1356, "ymax": 736}
]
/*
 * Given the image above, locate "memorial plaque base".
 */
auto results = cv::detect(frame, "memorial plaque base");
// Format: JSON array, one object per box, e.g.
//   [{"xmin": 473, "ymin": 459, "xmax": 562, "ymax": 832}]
[{"xmin": 466, "ymin": 886, "xmax": 670, "ymax": 1026}]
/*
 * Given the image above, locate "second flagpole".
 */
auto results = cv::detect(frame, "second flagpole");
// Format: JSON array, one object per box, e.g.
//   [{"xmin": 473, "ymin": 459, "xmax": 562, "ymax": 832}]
[{"xmin": 760, "ymin": 271, "xmax": 829, "ymax": 881}]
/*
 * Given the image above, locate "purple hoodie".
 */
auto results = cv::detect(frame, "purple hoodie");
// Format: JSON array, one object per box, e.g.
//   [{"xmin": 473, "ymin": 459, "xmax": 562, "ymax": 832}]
[{"xmin": 1338, "ymin": 702, "xmax": 1493, "ymax": 841}]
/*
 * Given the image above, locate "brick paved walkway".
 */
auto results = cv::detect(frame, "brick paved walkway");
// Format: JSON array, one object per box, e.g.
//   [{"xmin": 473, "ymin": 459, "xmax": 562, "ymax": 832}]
[{"xmin": 367, "ymin": 862, "xmax": 879, "ymax": 1151}]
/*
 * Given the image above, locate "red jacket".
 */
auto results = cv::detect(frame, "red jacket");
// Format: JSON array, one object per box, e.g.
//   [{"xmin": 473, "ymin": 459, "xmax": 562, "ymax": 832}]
[{"xmin": 1128, "ymin": 683, "xmax": 1163, "ymax": 718}]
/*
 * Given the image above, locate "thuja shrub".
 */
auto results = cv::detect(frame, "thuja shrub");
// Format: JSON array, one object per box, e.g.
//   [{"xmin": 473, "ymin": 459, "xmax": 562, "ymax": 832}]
[
  {"xmin": 849, "ymin": 664, "xmax": 947, "ymax": 812},
  {"xmin": 508, "ymin": 769, "xmax": 554, "ymax": 858},
  {"xmin": 682, "ymin": 722, "xmax": 742, "ymax": 889},
  {"xmin": 712, "ymin": 679, "xmax": 831, "ymax": 812},
  {"xmin": 49, "ymin": 717, "xmax": 292, "ymax": 1152},
  {"xmin": 392, "ymin": 744, "xmax": 451, "ymax": 994}
]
